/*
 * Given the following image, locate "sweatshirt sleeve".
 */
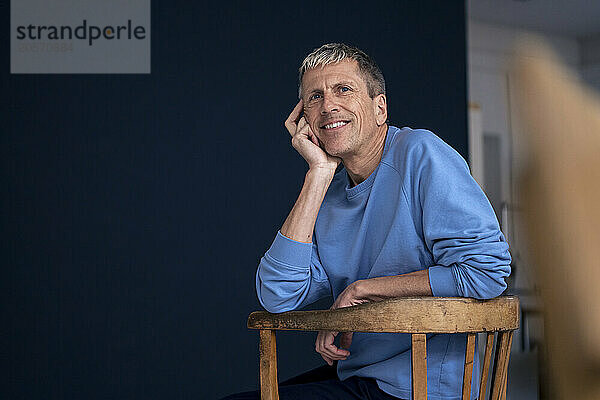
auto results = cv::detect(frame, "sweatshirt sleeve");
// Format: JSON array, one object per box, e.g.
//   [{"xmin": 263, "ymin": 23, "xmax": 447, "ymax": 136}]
[
  {"xmin": 404, "ymin": 131, "xmax": 511, "ymax": 299},
  {"xmin": 256, "ymin": 231, "xmax": 332, "ymax": 313}
]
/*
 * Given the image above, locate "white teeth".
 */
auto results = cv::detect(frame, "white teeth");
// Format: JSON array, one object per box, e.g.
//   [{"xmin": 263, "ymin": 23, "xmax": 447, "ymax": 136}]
[{"xmin": 324, "ymin": 121, "xmax": 348, "ymax": 129}]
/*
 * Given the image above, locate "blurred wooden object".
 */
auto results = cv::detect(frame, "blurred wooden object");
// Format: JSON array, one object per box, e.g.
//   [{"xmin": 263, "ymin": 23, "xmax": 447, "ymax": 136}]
[
  {"xmin": 248, "ymin": 297, "xmax": 520, "ymax": 400},
  {"xmin": 514, "ymin": 38, "xmax": 600, "ymax": 400}
]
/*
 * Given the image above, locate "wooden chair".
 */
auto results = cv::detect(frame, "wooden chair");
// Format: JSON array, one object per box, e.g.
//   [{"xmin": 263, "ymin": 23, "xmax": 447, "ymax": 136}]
[{"xmin": 248, "ymin": 296, "xmax": 520, "ymax": 400}]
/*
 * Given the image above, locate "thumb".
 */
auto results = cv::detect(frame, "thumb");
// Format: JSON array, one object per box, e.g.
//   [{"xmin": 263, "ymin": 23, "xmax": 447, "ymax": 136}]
[{"xmin": 340, "ymin": 332, "xmax": 353, "ymax": 349}]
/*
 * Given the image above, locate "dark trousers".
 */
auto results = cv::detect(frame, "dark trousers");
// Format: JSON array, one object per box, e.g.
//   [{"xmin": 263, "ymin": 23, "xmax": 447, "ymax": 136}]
[{"xmin": 220, "ymin": 363, "xmax": 404, "ymax": 400}]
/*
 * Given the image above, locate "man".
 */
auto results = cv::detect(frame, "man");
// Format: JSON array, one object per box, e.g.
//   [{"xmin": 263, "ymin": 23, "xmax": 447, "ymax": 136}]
[{"xmin": 226, "ymin": 43, "xmax": 510, "ymax": 400}]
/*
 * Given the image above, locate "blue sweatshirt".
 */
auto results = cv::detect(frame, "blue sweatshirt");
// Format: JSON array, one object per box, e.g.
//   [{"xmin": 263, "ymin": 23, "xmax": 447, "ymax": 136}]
[{"xmin": 256, "ymin": 126, "xmax": 511, "ymax": 400}]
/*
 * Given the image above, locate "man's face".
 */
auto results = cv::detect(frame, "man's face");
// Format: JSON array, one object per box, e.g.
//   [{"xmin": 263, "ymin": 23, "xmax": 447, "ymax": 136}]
[{"xmin": 301, "ymin": 60, "xmax": 386, "ymax": 159}]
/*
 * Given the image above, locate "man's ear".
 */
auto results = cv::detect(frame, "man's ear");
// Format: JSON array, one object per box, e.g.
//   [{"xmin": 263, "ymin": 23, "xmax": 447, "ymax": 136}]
[{"xmin": 374, "ymin": 94, "xmax": 387, "ymax": 126}]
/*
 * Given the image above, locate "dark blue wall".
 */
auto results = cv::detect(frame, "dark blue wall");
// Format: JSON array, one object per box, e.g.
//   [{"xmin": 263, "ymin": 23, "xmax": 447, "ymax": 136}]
[{"xmin": 3, "ymin": 1, "xmax": 467, "ymax": 398}]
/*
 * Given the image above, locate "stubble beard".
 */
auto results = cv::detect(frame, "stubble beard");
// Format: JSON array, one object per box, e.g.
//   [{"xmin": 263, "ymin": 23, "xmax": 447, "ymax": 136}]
[{"xmin": 322, "ymin": 124, "xmax": 362, "ymax": 160}]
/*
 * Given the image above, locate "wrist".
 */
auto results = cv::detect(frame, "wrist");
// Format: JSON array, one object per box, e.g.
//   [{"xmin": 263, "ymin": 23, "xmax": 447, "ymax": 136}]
[
  {"xmin": 351, "ymin": 279, "xmax": 366, "ymax": 300},
  {"xmin": 306, "ymin": 166, "xmax": 336, "ymax": 182}
]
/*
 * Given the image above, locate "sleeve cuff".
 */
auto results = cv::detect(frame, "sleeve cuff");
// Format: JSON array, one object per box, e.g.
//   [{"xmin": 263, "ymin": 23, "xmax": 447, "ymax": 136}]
[
  {"xmin": 266, "ymin": 231, "xmax": 314, "ymax": 267},
  {"xmin": 428, "ymin": 265, "xmax": 460, "ymax": 297}
]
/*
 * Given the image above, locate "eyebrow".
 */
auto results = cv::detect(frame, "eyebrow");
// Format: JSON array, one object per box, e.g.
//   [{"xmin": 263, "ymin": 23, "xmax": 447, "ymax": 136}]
[{"xmin": 334, "ymin": 80, "xmax": 357, "ymax": 88}]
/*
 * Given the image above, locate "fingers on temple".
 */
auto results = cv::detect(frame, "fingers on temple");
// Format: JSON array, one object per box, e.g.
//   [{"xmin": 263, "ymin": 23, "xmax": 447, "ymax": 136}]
[{"xmin": 284, "ymin": 100, "xmax": 304, "ymax": 135}]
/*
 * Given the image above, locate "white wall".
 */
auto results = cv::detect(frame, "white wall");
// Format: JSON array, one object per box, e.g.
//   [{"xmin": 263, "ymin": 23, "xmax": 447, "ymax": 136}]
[
  {"xmin": 468, "ymin": 20, "xmax": 581, "ymax": 71},
  {"xmin": 468, "ymin": 19, "xmax": 599, "ymax": 399},
  {"xmin": 467, "ymin": 20, "xmax": 581, "ymax": 294}
]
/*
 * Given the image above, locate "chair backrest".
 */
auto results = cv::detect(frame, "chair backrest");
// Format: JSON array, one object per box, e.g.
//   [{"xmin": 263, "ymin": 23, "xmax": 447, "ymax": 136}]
[{"xmin": 248, "ymin": 296, "xmax": 520, "ymax": 400}]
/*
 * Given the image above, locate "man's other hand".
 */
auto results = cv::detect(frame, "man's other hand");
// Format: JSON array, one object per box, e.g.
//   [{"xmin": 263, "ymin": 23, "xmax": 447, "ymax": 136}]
[
  {"xmin": 315, "ymin": 281, "xmax": 367, "ymax": 365},
  {"xmin": 315, "ymin": 330, "xmax": 351, "ymax": 366},
  {"xmin": 285, "ymin": 100, "xmax": 341, "ymax": 172}
]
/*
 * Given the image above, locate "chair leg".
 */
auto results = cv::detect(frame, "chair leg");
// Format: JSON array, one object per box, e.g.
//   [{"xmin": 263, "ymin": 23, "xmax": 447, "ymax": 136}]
[
  {"xmin": 500, "ymin": 332, "xmax": 513, "ymax": 400},
  {"xmin": 412, "ymin": 333, "xmax": 428, "ymax": 400},
  {"xmin": 490, "ymin": 331, "xmax": 511, "ymax": 400},
  {"xmin": 479, "ymin": 332, "xmax": 495, "ymax": 400},
  {"xmin": 259, "ymin": 329, "xmax": 279, "ymax": 400},
  {"xmin": 462, "ymin": 333, "xmax": 477, "ymax": 400}
]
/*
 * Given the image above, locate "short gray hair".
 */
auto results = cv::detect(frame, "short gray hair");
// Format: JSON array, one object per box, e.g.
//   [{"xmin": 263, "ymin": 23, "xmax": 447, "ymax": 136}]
[{"xmin": 298, "ymin": 43, "xmax": 386, "ymax": 99}]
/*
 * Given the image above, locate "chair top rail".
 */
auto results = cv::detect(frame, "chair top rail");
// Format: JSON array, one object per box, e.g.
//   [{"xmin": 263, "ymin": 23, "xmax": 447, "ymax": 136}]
[{"xmin": 248, "ymin": 296, "xmax": 519, "ymax": 334}]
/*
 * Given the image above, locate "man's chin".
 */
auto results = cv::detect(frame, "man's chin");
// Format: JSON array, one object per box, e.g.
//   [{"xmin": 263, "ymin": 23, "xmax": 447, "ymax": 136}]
[
  {"xmin": 320, "ymin": 140, "xmax": 344, "ymax": 157},
  {"xmin": 322, "ymin": 146, "xmax": 344, "ymax": 159}
]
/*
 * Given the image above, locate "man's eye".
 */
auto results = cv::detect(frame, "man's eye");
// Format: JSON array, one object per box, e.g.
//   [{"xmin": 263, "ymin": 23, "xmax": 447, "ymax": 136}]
[
  {"xmin": 340, "ymin": 86, "xmax": 350, "ymax": 92},
  {"xmin": 309, "ymin": 94, "xmax": 322, "ymax": 101}
]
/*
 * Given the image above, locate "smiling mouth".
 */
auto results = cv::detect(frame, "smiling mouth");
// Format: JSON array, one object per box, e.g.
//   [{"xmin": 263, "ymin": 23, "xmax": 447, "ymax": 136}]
[{"xmin": 320, "ymin": 120, "xmax": 350, "ymax": 130}]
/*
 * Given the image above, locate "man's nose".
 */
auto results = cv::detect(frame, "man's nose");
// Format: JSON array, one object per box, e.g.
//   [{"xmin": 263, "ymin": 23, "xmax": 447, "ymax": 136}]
[{"xmin": 320, "ymin": 94, "xmax": 339, "ymax": 115}]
